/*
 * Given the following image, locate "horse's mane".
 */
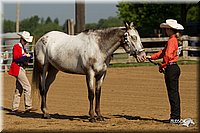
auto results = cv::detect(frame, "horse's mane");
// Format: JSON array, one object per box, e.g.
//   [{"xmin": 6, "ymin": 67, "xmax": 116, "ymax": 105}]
[
  {"xmin": 82, "ymin": 27, "xmax": 126, "ymax": 35},
  {"xmin": 82, "ymin": 27, "xmax": 127, "ymax": 52}
]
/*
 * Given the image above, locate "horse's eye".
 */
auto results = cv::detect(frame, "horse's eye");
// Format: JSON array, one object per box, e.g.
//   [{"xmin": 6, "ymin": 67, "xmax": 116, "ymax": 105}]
[{"xmin": 131, "ymin": 35, "xmax": 137, "ymax": 41}]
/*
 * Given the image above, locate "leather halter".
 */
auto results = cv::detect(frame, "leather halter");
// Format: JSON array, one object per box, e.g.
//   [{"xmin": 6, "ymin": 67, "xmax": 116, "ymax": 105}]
[{"xmin": 124, "ymin": 32, "xmax": 145, "ymax": 56}]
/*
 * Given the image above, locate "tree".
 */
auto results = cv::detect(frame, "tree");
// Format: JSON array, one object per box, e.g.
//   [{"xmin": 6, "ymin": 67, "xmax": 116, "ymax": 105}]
[
  {"xmin": 40, "ymin": 17, "xmax": 45, "ymax": 25},
  {"xmin": 3, "ymin": 16, "xmax": 63, "ymax": 40},
  {"xmin": 45, "ymin": 16, "xmax": 52, "ymax": 24},
  {"xmin": 97, "ymin": 16, "xmax": 123, "ymax": 28},
  {"xmin": 85, "ymin": 23, "xmax": 98, "ymax": 29},
  {"xmin": 85, "ymin": 16, "xmax": 123, "ymax": 30},
  {"xmin": 33, "ymin": 22, "xmax": 63, "ymax": 40},
  {"xmin": 116, "ymin": 2, "xmax": 199, "ymax": 36},
  {"xmin": 3, "ymin": 20, "xmax": 15, "ymax": 33},
  {"xmin": 20, "ymin": 15, "xmax": 40, "ymax": 32},
  {"xmin": 187, "ymin": 5, "xmax": 200, "ymax": 21},
  {"xmin": 54, "ymin": 18, "xmax": 59, "ymax": 25}
]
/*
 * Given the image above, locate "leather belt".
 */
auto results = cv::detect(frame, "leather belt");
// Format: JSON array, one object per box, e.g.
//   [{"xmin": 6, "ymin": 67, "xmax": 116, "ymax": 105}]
[{"xmin": 168, "ymin": 62, "xmax": 177, "ymax": 66}]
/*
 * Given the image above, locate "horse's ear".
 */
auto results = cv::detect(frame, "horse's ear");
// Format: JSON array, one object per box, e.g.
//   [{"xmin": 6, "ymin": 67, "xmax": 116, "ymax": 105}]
[
  {"xmin": 124, "ymin": 22, "xmax": 130, "ymax": 30},
  {"xmin": 130, "ymin": 22, "xmax": 134, "ymax": 28}
]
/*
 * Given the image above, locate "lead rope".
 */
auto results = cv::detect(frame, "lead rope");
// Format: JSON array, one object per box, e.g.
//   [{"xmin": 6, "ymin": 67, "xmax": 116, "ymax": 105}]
[{"xmin": 148, "ymin": 58, "xmax": 165, "ymax": 74}]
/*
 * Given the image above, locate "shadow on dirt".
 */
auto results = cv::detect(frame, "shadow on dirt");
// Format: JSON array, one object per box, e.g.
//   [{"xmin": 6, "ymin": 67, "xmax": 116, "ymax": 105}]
[
  {"xmin": 2, "ymin": 106, "xmax": 110, "ymax": 122},
  {"xmin": 113, "ymin": 114, "xmax": 169, "ymax": 123}
]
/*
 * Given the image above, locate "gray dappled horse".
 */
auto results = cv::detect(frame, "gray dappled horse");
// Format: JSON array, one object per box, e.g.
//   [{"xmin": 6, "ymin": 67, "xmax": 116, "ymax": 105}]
[{"xmin": 32, "ymin": 22, "xmax": 146, "ymax": 122}]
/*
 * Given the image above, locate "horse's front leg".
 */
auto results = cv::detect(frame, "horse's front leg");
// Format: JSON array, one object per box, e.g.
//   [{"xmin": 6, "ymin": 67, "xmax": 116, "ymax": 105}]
[
  {"xmin": 86, "ymin": 70, "xmax": 95, "ymax": 122},
  {"xmin": 95, "ymin": 71, "xmax": 106, "ymax": 121}
]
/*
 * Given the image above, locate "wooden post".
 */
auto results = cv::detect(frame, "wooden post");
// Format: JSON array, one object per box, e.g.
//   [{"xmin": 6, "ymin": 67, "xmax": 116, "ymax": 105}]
[
  {"xmin": 16, "ymin": 2, "xmax": 20, "ymax": 32},
  {"xmin": 75, "ymin": 0, "xmax": 85, "ymax": 34},
  {"xmin": 71, "ymin": 19, "xmax": 74, "ymax": 35},
  {"xmin": 67, "ymin": 19, "xmax": 71, "ymax": 35},
  {"xmin": 182, "ymin": 35, "xmax": 189, "ymax": 60},
  {"xmin": 67, "ymin": 19, "xmax": 74, "ymax": 35}
]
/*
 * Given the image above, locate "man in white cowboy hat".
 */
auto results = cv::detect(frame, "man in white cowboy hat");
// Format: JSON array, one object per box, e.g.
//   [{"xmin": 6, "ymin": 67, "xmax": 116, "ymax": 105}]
[
  {"xmin": 8, "ymin": 31, "xmax": 37, "ymax": 113},
  {"xmin": 146, "ymin": 19, "xmax": 184, "ymax": 124}
]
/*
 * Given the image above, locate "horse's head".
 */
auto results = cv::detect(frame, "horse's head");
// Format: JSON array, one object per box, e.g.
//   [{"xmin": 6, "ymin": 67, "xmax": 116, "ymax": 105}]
[{"xmin": 121, "ymin": 22, "xmax": 146, "ymax": 62}]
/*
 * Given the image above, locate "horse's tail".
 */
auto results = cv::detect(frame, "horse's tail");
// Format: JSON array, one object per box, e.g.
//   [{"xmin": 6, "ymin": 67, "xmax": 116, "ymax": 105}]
[
  {"xmin": 31, "ymin": 49, "xmax": 41, "ymax": 107},
  {"xmin": 32, "ymin": 37, "xmax": 48, "ymax": 93},
  {"xmin": 32, "ymin": 50, "xmax": 39, "ymax": 89}
]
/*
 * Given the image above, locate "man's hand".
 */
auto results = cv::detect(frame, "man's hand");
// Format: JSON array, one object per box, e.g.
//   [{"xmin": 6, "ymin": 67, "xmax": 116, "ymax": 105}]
[
  {"xmin": 26, "ymin": 53, "xmax": 31, "ymax": 57},
  {"xmin": 24, "ymin": 53, "xmax": 31, "ymax": 58}
]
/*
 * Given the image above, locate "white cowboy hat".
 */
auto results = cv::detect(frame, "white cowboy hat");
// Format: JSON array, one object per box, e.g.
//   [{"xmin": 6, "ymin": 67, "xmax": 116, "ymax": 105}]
[
  {"xmin": 160, "ymin": 19, "xmax": 184, "ymax": 30},
  {"xmin": 17, "ymin": 31, "xmax": 33, "ymax": 42}
]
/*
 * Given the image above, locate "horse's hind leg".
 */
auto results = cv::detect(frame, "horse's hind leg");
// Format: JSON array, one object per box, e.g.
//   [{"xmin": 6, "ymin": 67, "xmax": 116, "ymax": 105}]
[
  {"xmin": 86, "ymin": 70, "xmax": 95, "ymax": 122},
  {"xmin": 41, "ymin": 64, "xmax": 58, "ymax": 119},
  {"xmin": 95, "ymin": 71, "xmax": 106, "ymax": 121}
]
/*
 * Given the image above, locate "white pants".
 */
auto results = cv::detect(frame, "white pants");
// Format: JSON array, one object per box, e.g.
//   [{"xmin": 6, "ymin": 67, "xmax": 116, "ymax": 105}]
[{"xmin": 12, "ymin": 67, "xmax": 32, "ymax": 111}]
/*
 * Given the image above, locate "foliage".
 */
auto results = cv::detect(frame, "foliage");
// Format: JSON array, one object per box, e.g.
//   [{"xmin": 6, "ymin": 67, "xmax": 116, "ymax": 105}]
[
  {"xmin": 3, "ymin": 16, "xmax": 63, "ymax": 41},
  {"xmin": 54, "ymin": 18, "xmax": 59, "ymax": 25},
  {"xmin": 45, "ymin": 16, "xmax": 52, "ymax": 24},
  {"xmin": 85, "ymin": 23, "xmax": 98, "ymax": 29},
  {"xmin": 20, "ymin": 15, "xmax": 40, "ymax": 32},
  {"xmin": 187, "ymin": 5, "xmax": 200, "ymax": 21},
  {"xmin": 33, "ymin": 23, "xmax": 63, "ymax": 41},
  {"xmin": 86, "ymin": 16, "xmax": 123, "ymax": 29},
  {"xmin": 3, "ymin": 20, "xmax": 15, "ymax": 33},
  {"xmin": 116, "ymin": 2, "xmax": 199, "ymax": 36},
  {"xmin": 3, "ymin": 15, "xmax": 124, "ymax": 41},
  {"xmin": 97, "ymin": 16, "xmax": 123, "ymax": 28},
  {"xmin": 118, "ymin": 3, "xmax": 187, "ymax": 27},
  {"xmin": 3, "ymin": 2, "xmax": 198, "ymax": 40}
]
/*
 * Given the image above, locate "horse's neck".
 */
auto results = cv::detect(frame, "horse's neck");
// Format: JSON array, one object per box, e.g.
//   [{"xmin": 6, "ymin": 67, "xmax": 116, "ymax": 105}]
[{"xmin": 97, "ymin": 28, "xmax": 124, "ymax": 56}]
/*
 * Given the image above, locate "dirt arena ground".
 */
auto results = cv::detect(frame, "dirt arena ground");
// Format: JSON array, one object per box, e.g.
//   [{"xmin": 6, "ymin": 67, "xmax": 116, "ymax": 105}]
[{"xmin": 1, "ymin": 64, "xmax": 199, "ymax": 132}]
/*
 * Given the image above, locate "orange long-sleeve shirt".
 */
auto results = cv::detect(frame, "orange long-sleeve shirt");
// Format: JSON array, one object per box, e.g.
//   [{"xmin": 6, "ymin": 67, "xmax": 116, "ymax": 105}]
[{"xmin": 151, "ymin": 34, "xmax": 179, "ymax": 69}]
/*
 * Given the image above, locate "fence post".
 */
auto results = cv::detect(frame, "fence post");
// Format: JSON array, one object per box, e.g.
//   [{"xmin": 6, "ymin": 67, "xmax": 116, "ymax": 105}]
[
  {"xmin": 67, "ymin": 19, "xmax": 74, "ymax": 35},
  {"xmin": 71, "ymin": 19, "xmax": 74, "ymax": 35},
  {"xmin": 67, "ymin": 19, "xmax": 71, "ymax": 35},
  {"xmin": 182, "ymin": 35, "xmax": 189, "ymax": 60}
]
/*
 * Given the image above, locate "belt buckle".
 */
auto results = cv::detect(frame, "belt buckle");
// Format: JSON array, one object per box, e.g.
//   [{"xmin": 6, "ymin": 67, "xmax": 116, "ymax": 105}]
[{"xmin": 169, "ymin": 62, "xmax": 176, "ymax": 65}]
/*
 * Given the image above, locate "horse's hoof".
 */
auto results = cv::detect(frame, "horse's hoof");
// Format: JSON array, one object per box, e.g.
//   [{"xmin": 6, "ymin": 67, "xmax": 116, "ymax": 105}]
[
  {"xmin": 96, "ymin": 116, "xmax": 104, "ymax": 121},
  {"xmin": 42, "ymin": 114, "xmax": 51, "ymax": 119},
  {"xmin": 89, "ymin": 118, "xmax": 96, "ymax": 122}
]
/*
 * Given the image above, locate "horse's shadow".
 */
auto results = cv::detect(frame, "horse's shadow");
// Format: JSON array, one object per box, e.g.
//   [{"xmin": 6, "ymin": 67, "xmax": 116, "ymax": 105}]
[
  {"xmin": 2, "ymin": 106, "xmax": 90, "ymax": 121},
  {"xmin": 113, "ymin": 114, "xmax": 169, "ymax": 123},
  {"xmin": 2, "ymin": 107, "xmax": 168, "ymax": 123},
  {"xmin": 2, "ymin": 106, "xmax": 112, "ymax": 121}
]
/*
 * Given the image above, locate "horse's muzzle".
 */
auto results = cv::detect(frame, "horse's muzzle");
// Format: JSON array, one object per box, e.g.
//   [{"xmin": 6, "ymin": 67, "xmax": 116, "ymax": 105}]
[{"xmin": 136, "ymin": 51, "xmax": 146, "ymax": 63}]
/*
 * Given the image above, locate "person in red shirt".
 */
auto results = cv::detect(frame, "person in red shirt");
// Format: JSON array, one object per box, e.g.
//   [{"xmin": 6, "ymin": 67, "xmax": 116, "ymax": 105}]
[
  {"xmin": 146, "ymin": 19, "xmax": 184, "ymax": 124},
  {"xmin": 8, "ymin": 31, "xmax": 37, "ymax": 113}
]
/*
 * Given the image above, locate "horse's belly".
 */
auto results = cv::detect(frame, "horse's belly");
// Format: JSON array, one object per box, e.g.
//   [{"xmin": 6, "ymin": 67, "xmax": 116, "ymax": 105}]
[{"xmin": 50, "ymin": 59, "xmax": 85, "ymax": 75}]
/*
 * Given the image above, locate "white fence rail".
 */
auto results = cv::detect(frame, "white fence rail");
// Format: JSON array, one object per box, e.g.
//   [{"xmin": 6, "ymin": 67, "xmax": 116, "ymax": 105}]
[
  {"xmin": 1, "ymin": 35, "xmax": 199, "ymax": 71},
  {"xmin": 111, "ymin": 35, "xmax": 200, "ymax": 64}
]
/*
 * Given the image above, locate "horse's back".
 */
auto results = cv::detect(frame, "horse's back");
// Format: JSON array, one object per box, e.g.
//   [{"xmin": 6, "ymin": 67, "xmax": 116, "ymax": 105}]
[
  {"xmin": 35, "ymin": 30, "xmax": 106, "ymax": 74},
  {"xmin": 35, "ymin": 31, "xmax": 71, "ymax": 65},
  {"xmin": 35, "ymin": 31, "xmax": 87, "ymax": 73}
]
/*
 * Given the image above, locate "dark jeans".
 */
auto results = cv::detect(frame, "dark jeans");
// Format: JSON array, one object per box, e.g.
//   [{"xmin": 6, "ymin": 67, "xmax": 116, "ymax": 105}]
[{"xmin": 164, "ymin": 64, "xmax": 181, "ymax": 119}]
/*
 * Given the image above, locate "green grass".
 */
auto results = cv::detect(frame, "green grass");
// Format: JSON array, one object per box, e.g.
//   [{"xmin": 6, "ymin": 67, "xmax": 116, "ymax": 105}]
[{"xmin": 109, "ymin": 60, "xmax": 199, "ymax": 68}]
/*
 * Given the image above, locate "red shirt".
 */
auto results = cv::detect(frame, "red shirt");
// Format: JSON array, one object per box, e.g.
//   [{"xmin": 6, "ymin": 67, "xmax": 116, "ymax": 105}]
[
  {"xmin": 151, "ymin": 35, "xmax": 179, "ymax": 68},
  {"xmin": 8, "ymin": 43, "xmax": 25, "ymax": 76}
]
